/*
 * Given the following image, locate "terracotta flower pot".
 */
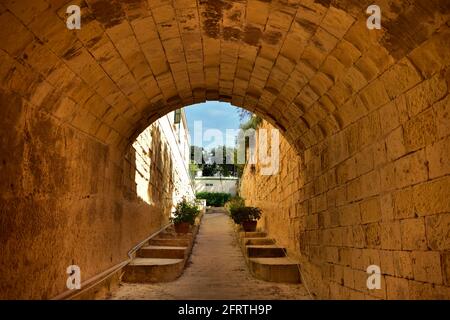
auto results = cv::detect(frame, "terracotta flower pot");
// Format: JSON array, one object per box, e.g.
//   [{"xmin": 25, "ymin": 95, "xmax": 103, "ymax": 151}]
[
  {"xmin": 174, "ymin": 222, "xmax": 191, "ymax": 234},
  {"xmin": 242, "ymin": 220, "xmax": 257, "ymax": 232}
]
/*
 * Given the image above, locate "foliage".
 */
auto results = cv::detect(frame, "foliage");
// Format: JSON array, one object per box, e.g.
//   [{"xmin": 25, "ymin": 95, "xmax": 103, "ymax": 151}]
[
  {"xmin": 196, "ymin": 192, "xmax": 232, "ymax": 207},
  {"xmin": 240, "ymin": 115, "xmax": 263, "ymax": 130},
  {"xmin": 236, "ymin": 108, "xmax": 253, "ymax": 121},
  {"xmin": 191, "ymin": 145, "xmax": 238, "ymax": 177},
  {"xmin": 171, "ymin": 198, "xmax": 200, "ymax": 225},
  {"xmin": 189, "ymin": 162, "xmax": 200, "ymax": 179},
  {"xmin": 229, "ymin": 206, "xmax": 262, "ymax": 225},
  {"xmin": 225, "ymin": 196, "xmax": 245, "ymax": 215}
]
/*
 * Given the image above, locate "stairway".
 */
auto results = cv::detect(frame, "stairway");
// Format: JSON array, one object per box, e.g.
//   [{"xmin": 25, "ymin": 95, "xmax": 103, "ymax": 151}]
[
  {"xmin": 122, "ymin": 226, "xmax": 196, "ymax": 283},
  {"xmin": 239, "ymin": 231, "xmax": 301, "ymax": 284}
]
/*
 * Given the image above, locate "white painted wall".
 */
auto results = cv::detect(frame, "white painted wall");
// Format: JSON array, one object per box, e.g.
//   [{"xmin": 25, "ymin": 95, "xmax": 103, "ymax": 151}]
[
  {"xmin": 194, "ymin": 177, "xmax": 238, "ymax": 196},
  {"xmin": 133, "ymin": 109, "xmax": 195, "ymax": 210}
]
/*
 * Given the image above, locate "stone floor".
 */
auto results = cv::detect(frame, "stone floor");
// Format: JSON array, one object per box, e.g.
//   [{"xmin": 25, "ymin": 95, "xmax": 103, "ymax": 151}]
[{"xmin": 109, "ymin": 211, "xmax": 311, "ymax": 300}]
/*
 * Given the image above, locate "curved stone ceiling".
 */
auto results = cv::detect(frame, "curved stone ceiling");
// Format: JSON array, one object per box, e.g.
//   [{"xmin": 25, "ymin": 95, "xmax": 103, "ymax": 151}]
[{"xmin": 1, "ymin": 0, "xmax": 449, "ymax": 151}]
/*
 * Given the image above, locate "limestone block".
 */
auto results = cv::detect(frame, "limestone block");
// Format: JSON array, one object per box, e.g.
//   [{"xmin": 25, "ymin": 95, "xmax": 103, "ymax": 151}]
[
  {"xmin": 380, "ymin": 221, "xmax": 402, "ymax": 250},
  {"xmin": 360, "ymin": 197, "xmax": 381, "ymax": 224},
  {"xmin": 433, "ymin": 95, "xmax": 450, "ymax": 139},
  {"xmin": 386, "ymin": 276, "xmax": 410, "ymax": 299},
  {"xmin": 426, "ymin": 137, "xmax": 450, "ymax": 179},
  {"xmin": 381, "ymin": 58, "xmax": 422, "ymax": 99},
  {"xmin": 393, "ymin": 251, "xmax": 413, "ymax": 279},
  {"xmin": 411, "ymin": 251, "xmax": 443, "ymax": 284},
  {"xmin": 425, "ymin": 213, "xmax": 450, "ymax": 250},
  {"xmin": 320, "ymin": 7, "xmax": 354, "ymax": 39},
  {"xmin": 386, "ymin": 127, "xmax": 406, "ymax": 161},
  {"xmin": 0, "ymin": 11, "xmax": 34, "ymax": 56},
  {"xmin": 403, "ymin": 108, "xmax": 437, "ymax": 153},
  {"xmin": 394, "ymin": 150, "xmax": 428, "ymax": 189},
  {"xmin": 413, "ymin": 176, "xmax": 450, "ymax": 216},
  {"xmin": 400, "ymin": 218, "xmax": 427, "ymax": 250}
]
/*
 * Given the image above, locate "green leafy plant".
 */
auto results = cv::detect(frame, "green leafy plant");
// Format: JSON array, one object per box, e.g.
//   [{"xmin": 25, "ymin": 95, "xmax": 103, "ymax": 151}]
[
  {"xmin": 171, "ymin": 198, "xmax": 200, "ymax": 225},
  {"xmin": 225, "ymin": 196, "xmax": 245, "ymax": 215},
  {"xmin": 195, "ymin": 192, "xmax": 232, "ymax": 207},
  {"xmin": 230, "ymin": 206, "xmax": 262, "ymax": 225}
]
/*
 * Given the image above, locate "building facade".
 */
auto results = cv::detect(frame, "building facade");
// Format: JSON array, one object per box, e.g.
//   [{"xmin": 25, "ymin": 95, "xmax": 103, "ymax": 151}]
[
  {"xmin": 132, "ymin": 109, "xmax": 195, "ymax": 210},
  {"xmin": 194, "ymin": 176, "xmax": 238, "ymax": 196}
]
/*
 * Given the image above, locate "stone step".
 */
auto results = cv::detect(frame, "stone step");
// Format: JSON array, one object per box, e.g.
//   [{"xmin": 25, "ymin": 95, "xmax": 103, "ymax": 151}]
[
  {"xmin": 122, "ymin": 258, "xmax": 184, "ymax": 283},
  {"xmin": 239, "ymin": 231, "xmax": 267, "ymax": 239},
  {"xmin": 157, "ymin": 232, "xmax": 192, "ymax": 239},
  {"xmin": 246, "ymin": 245, "xmax": 286, "ymax": 258},
  {"xmin": 148, "ymin": 238, "xmax": 190, "ymax": 247},
  {"xmin": 137, "ymin": 245, "xmax": 187, "ymax": 259},
  {"xmin": 248, "ymin": 257, "xmax": 301, "ymax": 283},
  {"xmin": 243, "ymin": 238, "xmax": 276, "ymax": 245}
]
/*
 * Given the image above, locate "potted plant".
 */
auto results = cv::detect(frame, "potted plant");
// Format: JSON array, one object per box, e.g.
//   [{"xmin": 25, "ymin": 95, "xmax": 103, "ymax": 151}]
[
  {"xmin": 225, "ymin": 196, "xmax": 245, "ymax": 215},
  {"xmin": 230, "ymin": 206, "xmax": 262, "ymax": 232},
  {"xmin": 171, "ymin": 198, "xmax": 200, "ymax": 233}
]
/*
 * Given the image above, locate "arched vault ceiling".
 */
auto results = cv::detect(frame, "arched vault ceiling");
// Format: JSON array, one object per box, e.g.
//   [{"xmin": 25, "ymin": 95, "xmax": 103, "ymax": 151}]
[{"xmin": 1, "ymin": 0, "xmax": 449, "ymax": 150}]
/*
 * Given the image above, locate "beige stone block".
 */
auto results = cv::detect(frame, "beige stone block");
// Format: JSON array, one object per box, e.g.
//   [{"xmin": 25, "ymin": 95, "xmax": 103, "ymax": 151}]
[
  {"xmin": 442, "ymin": 252, "xmax": 450, "ymax": 286},
  {"xmin": 359, "ymin": 170, "xmax": 381, "ymax": 199},
  {"xmin": 425, "ymin": 213, "xmax": 450, "ymax": 250},
  {"xmin": 380, "ymin": 193, "xmax": 394, "ymax": 221},
  {"xmin": 394, "ymin": 150, "xmax": 428, "ymax": 189},
  {"xmin": 409, "ymin": 28, "xmax": 450, "ymax": 77},
  {"xmin": 426, "ymin": 138, "xmax": 450, "ymax": 179},
  {"xmin": 386, "ymin": 127, "xmax": 406, "ymax": 161},
  {"xmin": 320, "ymin": 7, "xmax": 354, "ymax": 39},
  {"xmin": 386, "ymin": 276, "xmax": 410, "ymax": 300},
  {"xmin": 411, "ymin": 251, "xmax": 443, "ymax": 284},
  {"xmin": 400, "ymin": 218, "xmax": 427, "ymax": 250},
  {"xmin": 332, "ymin": 39, "xmax": 361, "ymax": 68},
  {"xmin": 403, "ymin": 108, "xmax": 437, "ymax": 153},
  {"xmin": 343, "ymin": 267, "xmax": 354, "ymax": 288},
  {"xmin": 382, "ymin": 58, "xmax": 422, "ymax": 99},
  {"xmin": 246, "ymin": 0, "xmax": 269, "ymax": 25},
  {"xmin": 393, "ymin": 251, "xmax": 413, "ymax": 279},
  {"xmin": 403, "ymin": 73, "xmax": 447, "ymax": 118},
  {"xmin": 0, "ymin": 11, "xmax": 34, "ymax": 56},
  {"xmin": 379, "ymin": 102, "xmax": 400, "ymax": 135},
  {"xmin": 408, "ymin": 280, "xmax": 450, "ymax": 299},
  {"xmin": 393, "ymin": 187, "xmax": 415, "ymax": 220},
  {"xmin": 339, "ymin": 203, "xmax": 361, "ymax": 226},
  {"xmin": 380, "ymin": 250, "xmax": 395, "ymax": 276},
  {"xmin": 355, "ymin": 148, "xmax": 374, "ymax": 177},
  {"xmin": 433, "ymin": 95, "xmax": 450, "ymax": 139},
  {"xmin": 373, "ymin": 141, "xmax": 387, "ymax": 168},
  {"xmin": 380, "ymin": 221, "xmax": 402, "ymax": 250},
  {"xmin": 413, "ymin": 176, "xmax": 450, "ymax": 216},
  {"xmin": 352, "ymin": 225, "xmax": 366, "ymax": 249},
  {"xmin": 360, "ymin": 197, "xmax": 381, "ymax": 224},
  {"xmin": 364, "ymin": 223, "xmax": 381, "ymax": 248},
  {"xmin": 379, "ymin": 162, "xmax": 396, "ymax": 192},
  {"xmin": 355, "ymin": 56, "xmax": 379, "ymax": 82},
  {"xmin": 152, "ymin": 4, "xmax": 175, "ymax": 24}
]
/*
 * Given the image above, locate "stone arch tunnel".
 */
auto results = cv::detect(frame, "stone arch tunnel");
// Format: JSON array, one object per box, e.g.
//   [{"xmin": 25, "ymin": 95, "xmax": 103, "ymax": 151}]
[{"xmin": 0, "ymin": 0, "xmax": 449, "ymax": 299}]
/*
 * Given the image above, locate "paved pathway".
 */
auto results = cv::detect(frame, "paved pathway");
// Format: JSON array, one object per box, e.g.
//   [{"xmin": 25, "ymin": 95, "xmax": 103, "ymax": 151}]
[{"xmin": 110, "ymin": 211, "xmax": 310, "ymax": 300}]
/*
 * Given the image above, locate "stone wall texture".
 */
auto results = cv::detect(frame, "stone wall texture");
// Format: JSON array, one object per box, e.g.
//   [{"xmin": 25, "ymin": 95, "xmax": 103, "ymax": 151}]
[
  {"xmin": 1, "ymin": 0, "xmax": 450, "ymax": 299},
  {"xmin": 242, "ymin": 110, "xmax": 450, "ymax": 299}
]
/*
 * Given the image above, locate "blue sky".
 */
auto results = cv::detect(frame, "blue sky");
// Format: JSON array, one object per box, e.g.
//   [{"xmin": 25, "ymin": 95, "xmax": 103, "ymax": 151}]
[{"xmin": 184, "ymin": 101, "xmax": 243, "ymax": 149}]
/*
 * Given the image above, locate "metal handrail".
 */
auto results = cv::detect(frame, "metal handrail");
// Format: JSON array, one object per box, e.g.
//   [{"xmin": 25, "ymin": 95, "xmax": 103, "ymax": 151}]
[{"xmin": 51, "ymin": 222, "xmax": 173, "ymax": 300}]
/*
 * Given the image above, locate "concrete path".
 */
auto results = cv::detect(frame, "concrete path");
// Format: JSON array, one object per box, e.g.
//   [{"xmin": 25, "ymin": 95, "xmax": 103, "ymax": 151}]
[{"xmin": 110, "ymin": 211, "xmax": 311, "ymax": 300}]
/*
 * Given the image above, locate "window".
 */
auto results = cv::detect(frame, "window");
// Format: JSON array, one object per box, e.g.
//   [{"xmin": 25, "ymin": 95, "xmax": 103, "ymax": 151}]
[{"xmin": 174, "ymin": 109, "xmax": 181, "ymax": 124}]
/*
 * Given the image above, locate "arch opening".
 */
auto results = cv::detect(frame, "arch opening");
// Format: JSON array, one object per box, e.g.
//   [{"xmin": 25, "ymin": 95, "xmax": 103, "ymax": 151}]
[{"xmin": 0, "ymin": 0, "xmax": 450, "ymax": 300}]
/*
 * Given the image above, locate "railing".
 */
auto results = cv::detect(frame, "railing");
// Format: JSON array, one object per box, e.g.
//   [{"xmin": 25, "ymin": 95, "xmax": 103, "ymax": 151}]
[{"xmin": 51, "ymin": 222, "xmax": 173, "ymax": 300}]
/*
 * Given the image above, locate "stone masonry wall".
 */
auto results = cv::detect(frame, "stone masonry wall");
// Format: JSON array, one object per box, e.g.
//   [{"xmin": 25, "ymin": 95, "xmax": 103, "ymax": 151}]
[
  {"xmin": 241, "ymin": 64, "xmax": 450, "ymax": 299},
  {"xmin": 0, "ymin": 89, "xmax": 172, "ymax": 299}
]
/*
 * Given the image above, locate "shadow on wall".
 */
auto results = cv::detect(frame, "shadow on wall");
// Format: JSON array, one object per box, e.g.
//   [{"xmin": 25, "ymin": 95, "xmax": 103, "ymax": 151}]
[{"xmin": 125, "ymin": 125, "xmax": 175, "ymax": 217}]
